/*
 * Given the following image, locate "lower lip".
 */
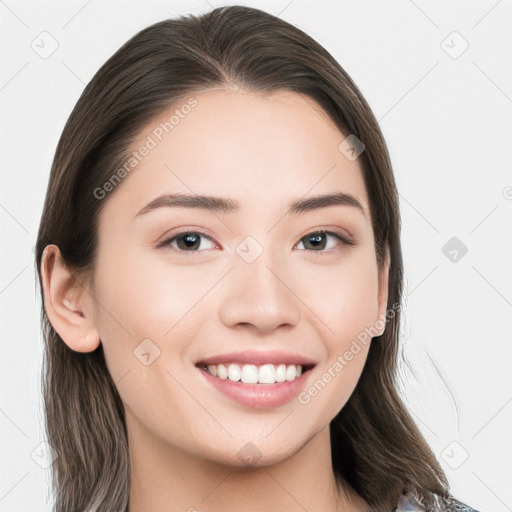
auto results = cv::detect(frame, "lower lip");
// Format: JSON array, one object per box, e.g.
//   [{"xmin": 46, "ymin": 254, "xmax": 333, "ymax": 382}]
[{"xmin": 196, "ymin": 366, "xmax": 313, "ymax": 409}]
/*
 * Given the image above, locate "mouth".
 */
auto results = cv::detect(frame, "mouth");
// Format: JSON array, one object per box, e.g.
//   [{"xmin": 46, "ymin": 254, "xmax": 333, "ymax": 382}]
[
  {"xmin": 195, "ymin": 353, "xmax": 316, "ymax": 409},
  {"xmin": 195, "ymin": 361, "xmax": 316, "ymax": 384},
  {"xmin": 193, "ymin": 350, "xmax": 317, "ymax": 408},
  {"xmin": 194, "ymin": 349, "xmax": 317, "ymax": 384}
]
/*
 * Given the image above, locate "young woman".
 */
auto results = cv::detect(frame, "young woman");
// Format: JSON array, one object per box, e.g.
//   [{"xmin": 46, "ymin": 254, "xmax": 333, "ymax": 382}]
[{"xmin": 35, "ymin": 5, "xmax": 481, "ymax": 512}]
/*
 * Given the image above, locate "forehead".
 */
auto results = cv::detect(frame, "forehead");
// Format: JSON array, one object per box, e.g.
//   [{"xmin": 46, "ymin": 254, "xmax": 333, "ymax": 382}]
[{"xmin": 99, "ymin": 88, "xmax": 369, "ymax": 223}]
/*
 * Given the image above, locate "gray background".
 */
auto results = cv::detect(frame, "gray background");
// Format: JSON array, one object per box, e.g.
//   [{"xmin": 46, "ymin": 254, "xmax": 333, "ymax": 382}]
[{"xmin": 1, "ymin": 0, "xmax": 511, "ymax": 510}]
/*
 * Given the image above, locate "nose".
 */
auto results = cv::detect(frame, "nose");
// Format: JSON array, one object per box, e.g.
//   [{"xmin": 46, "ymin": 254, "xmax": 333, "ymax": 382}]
[{"xmin": 218, "ymin": 250, "xmax": 302, "ymax": 335}]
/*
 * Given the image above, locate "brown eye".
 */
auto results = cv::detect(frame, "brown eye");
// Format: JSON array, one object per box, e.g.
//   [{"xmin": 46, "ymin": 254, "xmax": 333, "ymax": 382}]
[
  {"xmin": 295, "ymin": 230, "xmax": 354, "ymax": 252},
  {"xmin": 158, "ymin": 231, "xmax": 217, "ymax": 252}
]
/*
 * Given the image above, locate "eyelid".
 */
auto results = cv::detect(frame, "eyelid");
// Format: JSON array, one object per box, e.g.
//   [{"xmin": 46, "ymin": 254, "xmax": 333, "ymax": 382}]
[
  {"xmin": 156, "ymin": 228, "xmax": 217, "ymax": 251},
  {"xmin": 293, "ymin": 229, "xmax": 355, "ymax": 251}
]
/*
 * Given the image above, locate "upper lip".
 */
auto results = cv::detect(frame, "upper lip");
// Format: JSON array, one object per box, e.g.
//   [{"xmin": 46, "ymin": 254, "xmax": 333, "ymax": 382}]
[{"xmin": 195, "ymin": 350, "xmax": 317, "ymax": 368}]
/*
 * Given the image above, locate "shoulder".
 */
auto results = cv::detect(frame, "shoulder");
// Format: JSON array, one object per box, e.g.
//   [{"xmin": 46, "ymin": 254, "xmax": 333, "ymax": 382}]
[
  {"xmin": 392, "ymin": 491, "xmax": 481, "ymax": 512},
  {"xmin": 440, "ymin": 496, "xmax": 481, "ymax": 512}
]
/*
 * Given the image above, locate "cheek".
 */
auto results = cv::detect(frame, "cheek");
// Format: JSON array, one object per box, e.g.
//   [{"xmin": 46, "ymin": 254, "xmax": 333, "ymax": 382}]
[
  {"xmin": 92, "ymin": 244, "xmax": 221, "ymax": 377},
  {"xmin": 91, "ymin": 247, "xmax": 208, "ymax": 425},
  {"xmin": 292, "ymin": 251, "xmax": 378, "ymax": 417},
  {"xmin": 94, "ymin": 245, "xmax": 198, "ymax": 335},
  {"xmin": 294, "ymin": 250, "xmax": 380, "ymax": 340}
]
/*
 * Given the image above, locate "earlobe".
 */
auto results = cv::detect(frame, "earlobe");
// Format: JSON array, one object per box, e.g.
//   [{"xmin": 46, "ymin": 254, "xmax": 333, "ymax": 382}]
[{"xmin": 40, "ymin": 244, "xmax": 101, "ymax": 353}]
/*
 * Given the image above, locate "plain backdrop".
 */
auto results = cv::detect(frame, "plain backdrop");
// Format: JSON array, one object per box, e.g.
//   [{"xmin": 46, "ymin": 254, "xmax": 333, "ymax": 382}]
[{"xmin": 1, "ymin": 1, "xmax": 511, "ymax": 510}]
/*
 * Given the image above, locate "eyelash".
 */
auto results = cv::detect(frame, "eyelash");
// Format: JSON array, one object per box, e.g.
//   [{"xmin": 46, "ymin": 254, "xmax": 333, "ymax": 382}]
[{"xmin": 157, "ymin": 229, "xmax": 355, "ymax": 254}]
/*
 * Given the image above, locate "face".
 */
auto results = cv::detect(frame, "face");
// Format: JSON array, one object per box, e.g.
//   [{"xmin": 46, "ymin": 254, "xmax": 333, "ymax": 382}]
[{"xmin": 90, "ymin": 88, "xmax": 388, "ymax": 467}]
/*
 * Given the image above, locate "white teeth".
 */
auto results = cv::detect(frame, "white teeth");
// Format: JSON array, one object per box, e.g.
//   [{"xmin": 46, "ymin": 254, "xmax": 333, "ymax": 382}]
[
  {"xmin": 285, "ymin": 365, "xmax": 297, "ymax": 381},
  {"xmin": 275, "ymin": 364, "xmax": 286, "ymax": 383},
  {"xmin": 258, "ymin": 364, "xmax": 275, "ymax": 384},
  {"xmin": 241, "ymin": 364, "xmax": 258, "ymax": 384},
  {"xmin": 228, "ymin": 363, "xmax": 241, "ymax": 382},
  {"xmin": 217, "ymin": 364, "xmax": 228, "ymax": 380},
  {"xmin": 203, "ymin": 362, "xmax": 305, "ymax": 384}
]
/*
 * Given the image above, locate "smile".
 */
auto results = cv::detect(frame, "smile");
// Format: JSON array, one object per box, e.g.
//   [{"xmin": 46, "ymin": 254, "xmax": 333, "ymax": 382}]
[
  {"xmin": 198, "ymin": 362, "xmax": 312, "ymax": 384},
  {"xmin": 195, "ymin": 351, "xmax": 317, "ymax": 408}
]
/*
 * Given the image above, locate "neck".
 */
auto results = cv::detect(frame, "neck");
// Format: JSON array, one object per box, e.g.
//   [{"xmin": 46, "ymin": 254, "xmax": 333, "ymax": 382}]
[{"xmin": 126, "ymin": 412, "xmax": 366, "ymax": 512}]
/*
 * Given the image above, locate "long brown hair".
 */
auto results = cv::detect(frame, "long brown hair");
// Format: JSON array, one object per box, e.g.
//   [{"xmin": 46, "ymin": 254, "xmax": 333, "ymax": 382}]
[{"xmin": 35, "ymin": 5, "xmax": 449, "ymax": 511}]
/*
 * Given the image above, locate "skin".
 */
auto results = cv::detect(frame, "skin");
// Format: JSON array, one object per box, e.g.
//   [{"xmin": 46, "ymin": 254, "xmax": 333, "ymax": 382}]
[{"xmin": 41, "ymin": 88, "xmax": 390, "ymax": 511}]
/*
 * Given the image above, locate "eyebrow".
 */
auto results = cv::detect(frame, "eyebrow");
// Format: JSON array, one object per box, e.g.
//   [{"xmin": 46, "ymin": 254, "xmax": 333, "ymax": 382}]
[{"xmin": 134, "ymin": 191, "xmax": 366, "ymax": 219}]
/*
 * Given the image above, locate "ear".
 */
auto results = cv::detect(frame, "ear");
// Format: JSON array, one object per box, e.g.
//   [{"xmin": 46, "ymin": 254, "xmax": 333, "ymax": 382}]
[
  {"xmin": 40, "ymin": 244, "xmax": 100, "ymax": 353},
  {"xmin": 375, "ymin": 245, "xmax": 391, "ymax": 336}
]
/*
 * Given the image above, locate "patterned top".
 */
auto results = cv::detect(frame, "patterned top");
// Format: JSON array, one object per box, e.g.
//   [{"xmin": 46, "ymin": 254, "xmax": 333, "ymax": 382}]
[{"xmin": 393, "ymin": 491, "xmax": 481, "ymax": 512}]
